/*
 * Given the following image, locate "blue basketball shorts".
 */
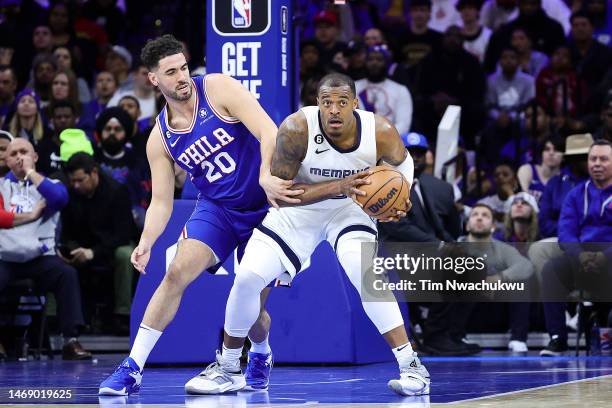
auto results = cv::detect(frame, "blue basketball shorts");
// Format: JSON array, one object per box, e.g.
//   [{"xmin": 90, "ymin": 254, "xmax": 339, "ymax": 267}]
[{"xmin": 181, "ymin": 199, "xmax": 269, "ymax": 274}]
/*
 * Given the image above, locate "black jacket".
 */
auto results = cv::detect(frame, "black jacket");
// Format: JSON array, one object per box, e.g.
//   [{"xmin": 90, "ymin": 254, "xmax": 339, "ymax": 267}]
[
  {"xmin": 378, "ymin": 174, "xmax": 462, "ymax": 243},
  {"xmin": 61, "ymin": 172, "xmax": 136, "ymax": 263}
]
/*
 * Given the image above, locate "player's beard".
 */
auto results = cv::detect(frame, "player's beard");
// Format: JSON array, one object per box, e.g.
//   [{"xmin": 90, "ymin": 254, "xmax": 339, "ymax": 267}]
[{"xmin": 166, "ymin": 82, "xmax": 193, "ymax": 101}]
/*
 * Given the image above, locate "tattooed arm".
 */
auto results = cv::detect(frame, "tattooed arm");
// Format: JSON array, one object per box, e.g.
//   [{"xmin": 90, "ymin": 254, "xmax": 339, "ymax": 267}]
[{"xmin": 272, "ymin": 111, "xmax": 371, "ymax": 207}]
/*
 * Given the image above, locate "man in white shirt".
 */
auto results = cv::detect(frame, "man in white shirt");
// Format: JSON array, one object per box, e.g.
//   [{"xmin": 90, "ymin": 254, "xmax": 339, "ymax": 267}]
[{"xmin": 355, "ymin": 45, "xmax": 413, "ymax": 134}]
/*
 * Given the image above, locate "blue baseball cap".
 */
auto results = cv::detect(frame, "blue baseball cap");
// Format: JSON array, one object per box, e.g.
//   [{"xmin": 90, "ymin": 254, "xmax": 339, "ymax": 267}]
[{"xmin": 401, "ymin": 132, "xmax": 429, "ymax": 150}]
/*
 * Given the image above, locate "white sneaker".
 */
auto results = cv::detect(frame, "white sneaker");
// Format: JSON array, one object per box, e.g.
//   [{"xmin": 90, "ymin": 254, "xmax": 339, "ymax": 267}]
[
  {"xmin": 184, "ymin": 352, "xmax": 246, "ymax": 394},
  {"xmin": 388, "ymin": 353, "xmax": 431, "ymax": 396},
  {"xmin": 508, "ymin": 340, "xmax": 528, "ymax": 353}
]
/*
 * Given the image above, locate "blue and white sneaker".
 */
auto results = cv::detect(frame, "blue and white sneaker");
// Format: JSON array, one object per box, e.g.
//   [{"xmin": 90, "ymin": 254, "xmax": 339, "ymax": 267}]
[
  {"xmin": 99, "ymin": 357, "xmax": 143, "ymax": 396},
  {"xmin": 388, "ymin": 353, "xmax": 431, "ymax": 396},
  {"xmin": 244, "ymin": 351, "xmax": 273, "ymax": 391}
]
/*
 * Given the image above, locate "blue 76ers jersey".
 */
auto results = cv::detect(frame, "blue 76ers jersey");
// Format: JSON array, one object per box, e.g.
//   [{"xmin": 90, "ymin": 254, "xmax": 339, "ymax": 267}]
[{"xmin": 156, "ymin": 75, "xmax": 267, "ymax": 210}]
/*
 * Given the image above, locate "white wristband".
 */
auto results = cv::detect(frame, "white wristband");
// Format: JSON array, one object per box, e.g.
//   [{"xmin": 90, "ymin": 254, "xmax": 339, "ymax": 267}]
[{"xmin": 392, "ymin": 153, "xmax": 414, "ymax": 185}]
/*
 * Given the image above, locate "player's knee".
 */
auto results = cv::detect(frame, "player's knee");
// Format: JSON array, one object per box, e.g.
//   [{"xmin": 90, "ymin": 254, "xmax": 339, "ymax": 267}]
[
  {"xmin": 163, "ymin": 261, "xmax": 189, "ymax": 290},
  {"xmin": 234, "ymin": 267, "xmax": 267, "ymax": 295}
]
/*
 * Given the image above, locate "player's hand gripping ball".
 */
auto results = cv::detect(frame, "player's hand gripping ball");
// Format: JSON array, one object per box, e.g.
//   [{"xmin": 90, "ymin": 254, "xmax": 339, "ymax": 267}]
[{"xmin": 355, "ymin": 166, "xmax": 411, "ymax": 221}]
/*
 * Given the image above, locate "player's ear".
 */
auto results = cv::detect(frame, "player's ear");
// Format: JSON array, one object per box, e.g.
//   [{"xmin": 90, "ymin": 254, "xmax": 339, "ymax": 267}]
[
  {"xmin": 352, "ymin": 97, "xmax": 358, "ymax": 110},
  {"xmin": 148, "ymin": 71, "xmax": 158, "ymax": 87}
]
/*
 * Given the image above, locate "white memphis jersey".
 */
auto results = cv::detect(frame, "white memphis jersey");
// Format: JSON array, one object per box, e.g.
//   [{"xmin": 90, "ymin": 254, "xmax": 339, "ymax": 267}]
[{"xmin": 296, "ymin": 106, "xmax": 377, "ymax": 209}]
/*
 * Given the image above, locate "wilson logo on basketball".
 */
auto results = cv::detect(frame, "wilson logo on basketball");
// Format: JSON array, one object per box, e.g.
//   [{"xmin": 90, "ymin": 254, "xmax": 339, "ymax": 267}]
[{"xmin": 367, "ymin": 187, "xmax": 398, "ymax": 214}]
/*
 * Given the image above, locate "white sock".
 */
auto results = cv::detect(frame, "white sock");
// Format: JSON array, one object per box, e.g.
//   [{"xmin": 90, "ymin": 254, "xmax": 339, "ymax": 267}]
[
  {"xmin": 392, "ymin": 342, "xmax": 415, "ymax": 368},
  {"xmin": 249, "ymin": 335, "xmax": 271, "ymax": 354},
  {"xmin": 129, "ymin": 323, "xmax": 162, "ymax": 370},
  {"xmin": 220, "ymin": 344, "xmax": 242, "ymax": 371}
]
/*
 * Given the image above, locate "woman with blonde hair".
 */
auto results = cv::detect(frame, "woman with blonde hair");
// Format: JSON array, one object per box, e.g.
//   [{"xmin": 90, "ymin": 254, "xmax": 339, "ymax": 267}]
[{"xmin": 7, "ymin": 89, "xmax": 50, "ymax": 145}]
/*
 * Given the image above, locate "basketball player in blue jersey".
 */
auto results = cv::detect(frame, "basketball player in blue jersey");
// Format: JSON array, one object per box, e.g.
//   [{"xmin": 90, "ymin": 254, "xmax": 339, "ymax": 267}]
[
  {"xmin": 191, "ymin": 73, "xmax": 430, "ymax": 396},
  {"xmin": 99, "ymin": 35, "xmax": 301, "ymax": 396}
]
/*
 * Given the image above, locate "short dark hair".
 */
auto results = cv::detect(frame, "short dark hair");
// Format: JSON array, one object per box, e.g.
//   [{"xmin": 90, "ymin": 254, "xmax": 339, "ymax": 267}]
[
  {"xmin": 140, "ymin": 34, "xmax": 184, "ymax": 70},
  {"xmin": 471, "ymin": 203, "xmax": 494, "ymax": 218},
  {"xmin": 589, "ymin": 139, "xmax": 612, "ymax": 152},
  {"xmin": 570, "ymin": 10, "xmax": 593, "ymax": 25},
  {"xmin": 317, "ymin": 73, "xmax": 356, "ymax": 97},
  {"xmin": 65, "ymin": 152, "xmax": 98, "ymax": 174},
  {"xmin": 118, "ymin": 94, "xmax": 141, "ymax": 109},
  {"xmin": 51, "ymin": 100, "xmax": 76, "ymax": 115}
]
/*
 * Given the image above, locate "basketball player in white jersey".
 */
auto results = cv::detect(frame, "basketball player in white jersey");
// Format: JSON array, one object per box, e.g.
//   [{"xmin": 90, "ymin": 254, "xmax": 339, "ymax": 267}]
[{"xmin": 187, "ymin": 73, "xmax": 430, "ymax": 396}]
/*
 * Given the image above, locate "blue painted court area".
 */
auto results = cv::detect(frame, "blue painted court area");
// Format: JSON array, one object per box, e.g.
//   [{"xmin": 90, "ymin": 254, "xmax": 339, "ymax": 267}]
[{"xmin": 0, "ymin": 355, "xmax": 611, "ymax": 405}]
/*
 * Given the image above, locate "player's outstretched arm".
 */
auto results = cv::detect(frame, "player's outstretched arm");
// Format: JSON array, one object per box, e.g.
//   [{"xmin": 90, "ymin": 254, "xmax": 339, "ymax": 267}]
[
  {"xmin": 375, "ymin": 114, "xmax": 414, "ymax": 222},
  {"xmin": 205, "ymin": 73, "xmax": 303, "ymax": 207},
  {"xmin": 132, "ymin": 127, "xmax": 176, "ymax": 274},
  {"xmin": 271, "ymin": 112, "xmax": 372, "ymax": 207}
]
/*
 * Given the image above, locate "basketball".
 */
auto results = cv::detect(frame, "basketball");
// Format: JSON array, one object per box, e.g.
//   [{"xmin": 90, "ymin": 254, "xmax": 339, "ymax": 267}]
[{"xmin": 356, "ymin": 166, "xmax": 410, "ymax": 219}]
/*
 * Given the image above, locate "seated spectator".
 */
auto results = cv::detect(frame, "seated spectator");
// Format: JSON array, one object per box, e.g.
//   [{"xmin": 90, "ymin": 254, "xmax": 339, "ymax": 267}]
[
  {"xmin": 517, "ymin": 137, "xmax": 563, "ymax": 201},
  {"xmin": 36, "ymin": 100, "xmax": 79, "ymax": 176},
  {"xmin": 312, "ymin": 10, "xmax": 347, "ymax": 71},
  {"xmin": 343, "ymin": 41, "xmax": 367, "ymax": 80},
  {"xmin": 458, "ymin": 0, "xmax": 492, "ymax": 63},
  {"xmin": 0, "ymin": 130, "xmax": 13, "ymax": 177},
  {"xmin": 94, "ymin": 107, "xmax": 151, "ymax": 228},
  {"xmin": 49, "ymin": 69, "xmax": 80, "ymax": 113},
  {"xmin": 0, "ymin": 65, "xmax": 17, "ymax": 129},
  {"xmin": 52, "ymin": 46, "xmax": 91, "ymax": 103},
  {"xmin": 540, "ymin": 139, "xmax": 612, "ymax": 356},
  {"xmin": 484, "ymin": 0, "xmax": 566, "ymax": 74},
  {"xmin": 536, "ymin": 46, "xmax": 588, "ymax": 124},
  {"xmin": 61, "ymin": 153, "xmax": 137, "ymax": 335},
  {"xmin": 299, "ymin": 40, "xmax": 327, "ymax": 86},
  {"xmin": 356, "ymin": 45, "xmax": 413, "ymax": 134},
  {"xmin": 6, "ymin": 89, "xmax": 51, "ymax": 145},
  {"xmin": 478, "ymin": 161, "xmax": 520, "ymax": 229},
  {"xmin": 107, "ymin": 64, "xmax": 156, "ymax": 122},
  {"xmin": 105, "ymin": 45, "xmax": 133, "ymax": 92},
  {"xmin": 538, "ymin": 133, "xmax": 592, "ymax": 239},
  {"xmin": 458, "ymin": 203, "xmax": 535, "ymax": 353},
  {"xmin": 417, "ymin": 25, "xmax": 486, "ymax": 146},
  {"xmin": 27, "ymin": 54, "xmax": 57, "ymax": 109},
  {"xmin": 117, "ymin": 95, "xmax": 151, "ymax": 159},
  {"xmin": 567, "ymin": 11, "xmax": 612, "ymax": 102},
  {"xmin": 118, "ymin": 95, "xmax": 150, "ymax": 135},
  {"xmin": 527, "ymin": 134, "xmax": 592, "ymax": 285},
  {"xmin": 364, "ymin": 28, "xmax": 386, "ymax": 47},
  {"xmin": 498, "ymin": 191, "xmax": 540, "ymax": 242},
  {"xmin": 393, "ymin": 0, "xmax": 442, "ymax": 72},
  {"xmin": 499, "ymin": 102, "xmax": 558, "ymax": 165},
  {"xmin": 510, "ymin": 27, "xmax": 548, "ymax": 77},
  {"xmin": 486, "ymin": 46, "xmax": 535, "ymax": 129},
  {"xmin": 81, "ymin": 71, "xmax": 118, "ymax": 136},
  {"xmin": 31, "ymin": 25, "xmax": 53, "ymax": 59},
  {"xmin": 0, "ymin": 138, "xmax": 90, "ymax": 359},
  {"xmin": 594, "ymin": 94, "xmax": 612, "ymax": 142}
]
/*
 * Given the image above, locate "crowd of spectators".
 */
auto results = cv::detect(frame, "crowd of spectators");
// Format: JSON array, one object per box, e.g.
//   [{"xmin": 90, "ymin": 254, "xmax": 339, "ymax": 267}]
[{"xmin": 0, "ymin": 0, "xmax": 611, "ymax": 359}]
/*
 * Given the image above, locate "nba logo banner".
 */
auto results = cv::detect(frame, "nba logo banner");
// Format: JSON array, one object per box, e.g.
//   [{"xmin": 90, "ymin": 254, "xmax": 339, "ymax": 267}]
[
  {"xmin": 207, "ymin": 0, "xmax": 298, "ymax": 125},
  {"xmin": 212, "ymin": 0, "xmax": 270, "ymax": 35},
  {"xmin": 232, "ymin": 0, "xmax": 251, "ymax": 28}
]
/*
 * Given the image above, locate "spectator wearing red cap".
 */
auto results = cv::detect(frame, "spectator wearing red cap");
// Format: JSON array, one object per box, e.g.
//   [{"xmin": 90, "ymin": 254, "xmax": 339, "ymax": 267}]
[{"xmin": 313, "ymin": 10, "xmax": 348, "ymax": 71}]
